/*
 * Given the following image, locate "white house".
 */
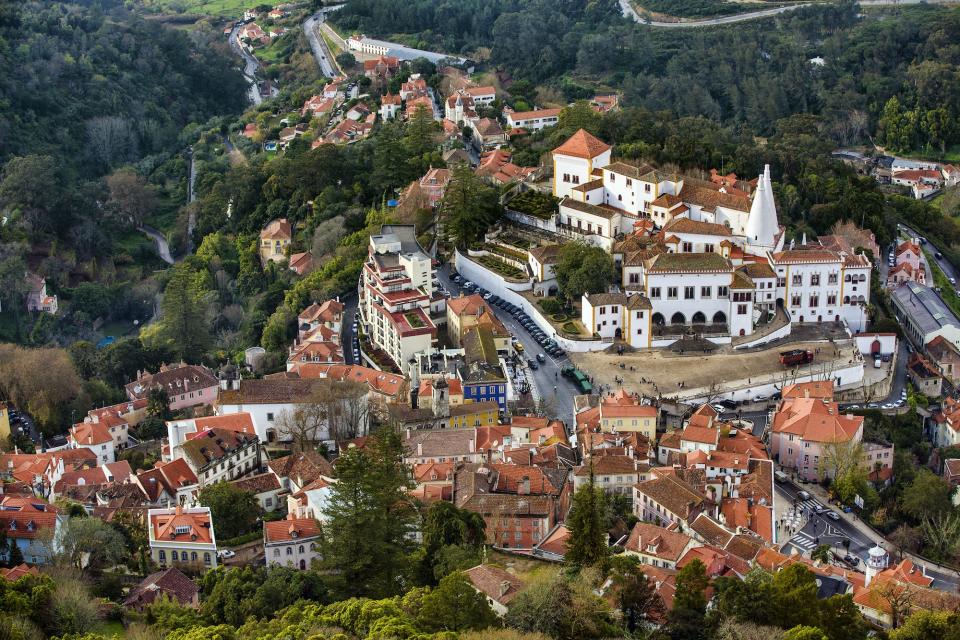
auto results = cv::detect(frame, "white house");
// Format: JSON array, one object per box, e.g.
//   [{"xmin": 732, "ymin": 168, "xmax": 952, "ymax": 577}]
[
  {"xmin": 506, "ymin": 108, "xmax": 561, "ymax": 131},
  {"xmin": 67, "ymin": 422, "xmax": 116, "ymax": 465},
  {"xmin": 264, "ymin": 515, "xmax": 321, "ymax": 570}
]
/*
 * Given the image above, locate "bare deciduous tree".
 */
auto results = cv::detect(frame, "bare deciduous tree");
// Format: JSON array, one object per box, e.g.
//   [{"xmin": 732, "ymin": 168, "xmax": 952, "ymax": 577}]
[{"xmin": 105, "ymin": 168, "xmax": 156, "ymax": 227}]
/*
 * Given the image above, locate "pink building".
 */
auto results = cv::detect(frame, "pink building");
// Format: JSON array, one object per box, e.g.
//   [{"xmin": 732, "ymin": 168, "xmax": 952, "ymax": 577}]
[
  {"xmin": 125, "ymin": 363, "xmax": 219, "ymax": 412},
  {"xmin": 769, "ymin": 382, "xmax": 864, "ymax": 481},
  {"xmin": 418, "ymin": 167, "xmax": 451, "ymax": 208}
]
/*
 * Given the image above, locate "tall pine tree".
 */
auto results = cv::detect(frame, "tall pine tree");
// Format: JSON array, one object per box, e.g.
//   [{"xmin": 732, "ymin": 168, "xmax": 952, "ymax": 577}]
[
  {"xmin": 159, "ymin": 262, "xmax": 211, "ymax": 359},
  {"xmin": 319, "ymin": 429, "xmax": 415, "ymax": 599},
  {"xmin": 565, "ymin": 460, "xmax": 608, "ymax": 568}
]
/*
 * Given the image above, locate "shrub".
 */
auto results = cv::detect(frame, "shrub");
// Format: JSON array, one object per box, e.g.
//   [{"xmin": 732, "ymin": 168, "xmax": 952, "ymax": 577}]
[
  {"xmin": 539, "ymin": 297, "xmax": 563, "ymax": 314},
  {"xmin": 562, "ymin": 322, "xmax": 580, "ymax": 334}
]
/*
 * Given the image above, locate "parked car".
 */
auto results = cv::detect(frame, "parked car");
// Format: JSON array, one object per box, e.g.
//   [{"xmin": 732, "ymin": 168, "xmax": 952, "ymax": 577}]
[
  {"xmin": 527, "ymin": 358, "xmax": 539, "ymax": 370},
  {"xmin": 537, "ymin": 353, "xmax": 546, "ymax": 363},
  {"xmin": 218, "ymin": 550, "xmax": 236, "ymax": 559},
  {"xmin": 711, "ymin": 404, "xmax": 727, "ymax": 415},
  {"xmin": 798, "ymin": 490, "xmax": 811, "ymax": 500}
]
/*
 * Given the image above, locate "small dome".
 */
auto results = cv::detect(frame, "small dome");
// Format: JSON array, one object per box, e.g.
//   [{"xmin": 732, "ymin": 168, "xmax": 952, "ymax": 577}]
[{"xmin": 868, "ymin": 545, "xmax": 887, "ymax": 558}]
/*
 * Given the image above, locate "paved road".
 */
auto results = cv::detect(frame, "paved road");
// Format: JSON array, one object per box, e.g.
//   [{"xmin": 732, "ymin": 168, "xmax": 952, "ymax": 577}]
[
  {"xmin": 776, "ymin": 480, "xmax": 877, "ymax": 562},
  {"xmin": 340, "ymin": 293, "xmax": 359, "ymax": 365},
  {"xmin": 138, "ymin": 224, "xmax": 174, "ymax": 265},
  {"xmin": 621, "ymin": 0, "xmax": 957, "ymax": 29},
  {"xmin": 435, "ymin": 265, "xmax": 581, "ymax": 431},
  {"xmin": 304, "ymin": 10, "xmax": 338, "ymax": 78},
  {"xmin": 229, "ymin": 23, "xmax": 262, "ymax": 105}
]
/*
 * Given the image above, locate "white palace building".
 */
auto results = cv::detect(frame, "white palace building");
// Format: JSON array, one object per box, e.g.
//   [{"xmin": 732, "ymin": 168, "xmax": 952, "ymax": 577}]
[{"xmin": 535, "ymin": 130, "xmax": 872, "ymax": 349}]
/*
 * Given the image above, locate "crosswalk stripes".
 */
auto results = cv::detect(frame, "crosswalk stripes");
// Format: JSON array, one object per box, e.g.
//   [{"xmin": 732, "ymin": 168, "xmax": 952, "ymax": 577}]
[{"xmin": 790, "ymin": 531, "xmax": 816, "ymax": 551}]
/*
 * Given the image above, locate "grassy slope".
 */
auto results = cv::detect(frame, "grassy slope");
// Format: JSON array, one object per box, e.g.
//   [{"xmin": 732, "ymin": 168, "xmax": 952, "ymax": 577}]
[{"xmin": 141, "ymin": 0, "xmax": 250, "ymax": 18}]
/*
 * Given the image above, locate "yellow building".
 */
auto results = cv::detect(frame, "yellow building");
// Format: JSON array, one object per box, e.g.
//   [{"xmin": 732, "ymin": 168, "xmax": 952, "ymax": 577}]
[{"xmin": 259, "ymin": 219, "xmax": 292, "ymax": 265}]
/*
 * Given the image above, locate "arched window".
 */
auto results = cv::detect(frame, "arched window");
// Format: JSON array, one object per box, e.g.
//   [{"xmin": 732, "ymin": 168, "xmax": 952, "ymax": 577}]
[
  {"xmin": 274, "ymin": 548, "xmax": 280, "ymax": 557},
  {"xmin": 286, "ymin": 547, "xmax": 293, "ymax": 555},
  {"xmin": 191, "ymin": 552, "xmax": 198, "ymax": 562},
  {"xmin": 692, "ymin": 311, "xmax": 706, "ymax": 324},
  {"xmin": 204, "ymin": 553, "xmax": 211, "ymax": 565},
  {"xmin": 843, "ymin": 296, "xmax": 850, "ymax": 304},
  {"xmin": 158, "ymin": 550, "xmax": 166, "ymax": 561},
  {"xmin": 670, "ymin": 312, "xmax": 685, "ymax": 325},
  {"xmin": 171, "ymin": 551, "xmax": 178, "ymax": 561},
  {"xmin": 299, "ymin": 545, "xmax": 305, "ymax": 554},
  {"xmin": 309, "ymin": 543, "xmax": 316, "ymax": 551},
  {"xmin": 712, "ymin": 311, "xmax": 727, "ymax": 324}
]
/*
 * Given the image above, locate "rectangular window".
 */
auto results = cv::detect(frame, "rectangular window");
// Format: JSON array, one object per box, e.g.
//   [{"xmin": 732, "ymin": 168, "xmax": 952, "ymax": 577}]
[
  {"xmin": 811, "ymin": 274, "xmax": 820, "ymax": 286},
  {"xmin": 791, "ymin": 294, "xmax": 801, "ymax": 306},
  {"xmin": 777, "ymin": 277, "xmax": 786, "ymax": 287},
  {"xmin": 667, "ymin": 287, "xmax": 678, "ymax": 300},
  {"xmin": 717, "ymin": 286, "xmax": 728, "ymax": 298},
  {"xmin": 792, "ymin": 274, "xmax": 803, "ymax": 286},
  {"xmin": 684, "ymin": 286, "xmax": 695, "ymax": 300},
  {"xmin": 810, "ymin": 295, "xmax": 819, "ymax": 307},
  {"xmin": 738, "ymin": 304, "xmax": 748, "ymax": 315},
  {"xmin": 650, "ymin": 287, "xmax": 661, "ymax": 298},
  {"xmin": 828, "ymin": 273, "xmax": 838, "ymax": 284},
  {"xmin": 704, "ymin": 244, "xmax": 715, "ymax": 253},
  {"xmin": 645, "ymin": 184, "xmax": 651, "ymax": 193},
  {"xmin": 827, "ymin": 294, "xmax": 837, "ymax": 305},
  {"xmin": 629, "ymin": 273, "xmax": 640, "ymax": 284},
  {"xmin": 701, "ymin": 286, "xmax": 711, "ymax": 298},
  {"xmin": 267, "ymin": 413, "xmax": 275, "ymax": 422},
  {"xmin": 682, "ymin": 242, "xmax": 693, "ymax": 253}
]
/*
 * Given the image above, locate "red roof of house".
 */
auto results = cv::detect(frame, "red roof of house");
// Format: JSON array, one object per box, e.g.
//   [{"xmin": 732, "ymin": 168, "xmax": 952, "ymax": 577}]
[
  {"xmin": 0, "ymin": 496, "xmax": 58, "ymax": 540},
  {"xmin": 69, "ymin": 421, "xmax": 113, "ymax": 446},
  {"xmin": 0, "ymin": 564, "xmax": 39, "ymax": 582},
  {"xmin": 150, "ymin": 506, "xmax": 213, "ymax": 544},
  {"xmin": 264, "ymin": 517, "xmax": 321, "ymax": 543},
  {"xmin": 553, "ymin": 129, "xmax": 611, "ymax": 159}
]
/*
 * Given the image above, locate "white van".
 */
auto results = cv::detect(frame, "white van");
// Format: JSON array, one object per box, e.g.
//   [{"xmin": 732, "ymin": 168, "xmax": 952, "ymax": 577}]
[
  {"xmin": 774, "ymin": 470, "xmax": 789, "ymax": 483},
  {"xmin": 874, "ymin": 358, "xmax": 882, "ymax": 369}
]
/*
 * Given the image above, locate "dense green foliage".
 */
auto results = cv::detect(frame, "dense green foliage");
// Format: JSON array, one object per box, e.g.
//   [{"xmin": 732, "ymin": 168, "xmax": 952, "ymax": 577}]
[
  {"xmin": 635, "ymin": 0, "xmax": 766, "ymax": 18},
  {"xmin": 0, "ymin": 1, "xmax": 246, "ymax": 175}
]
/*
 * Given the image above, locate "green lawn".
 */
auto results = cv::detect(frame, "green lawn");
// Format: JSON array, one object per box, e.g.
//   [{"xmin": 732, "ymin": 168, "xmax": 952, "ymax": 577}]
[
  {"xmin": 94, "ymin": 620, "xmax": 127, "ymax": 639},
  {"xmin": 141, "ymin": 0, "xmax": 250, "ymax": 18}
]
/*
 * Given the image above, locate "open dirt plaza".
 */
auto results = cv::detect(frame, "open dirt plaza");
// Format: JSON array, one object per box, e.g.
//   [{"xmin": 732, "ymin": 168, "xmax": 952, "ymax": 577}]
[{"xmin": 569, "ymin": 338, "xmax": 860, "ymax": 401}]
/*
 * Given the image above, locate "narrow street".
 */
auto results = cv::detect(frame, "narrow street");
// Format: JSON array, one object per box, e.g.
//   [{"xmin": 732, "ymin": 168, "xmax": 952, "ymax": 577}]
[
  {"xmin": 434, "ymin": 264, "xmax": 581, "ymax": 431},
  {"xmin": 229, "ymin": 23, "xmax": 263, "ymax": 105}
]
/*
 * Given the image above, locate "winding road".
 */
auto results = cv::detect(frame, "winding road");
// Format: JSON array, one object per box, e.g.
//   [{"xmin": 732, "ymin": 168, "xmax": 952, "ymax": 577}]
[
  {"xmin": 620, "ymin": 0, "xmax": 957, "ymax": 28},
  {"xmin": 304, "ymin": 10, "xmax": 339, "ymax": 77},
  {"xmin": 229, "ymin": 23, "xmax": 263, "ymax": 105}
]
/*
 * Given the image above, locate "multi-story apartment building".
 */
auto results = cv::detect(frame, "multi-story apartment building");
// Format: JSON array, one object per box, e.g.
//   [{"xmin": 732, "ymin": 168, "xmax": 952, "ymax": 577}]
[
  {"xmin": 359, "ymin": 225, "xmax": 437, "ymax": 369},
  {"xmin": 148, "ymin": 506, "xmax": 218, "ymax": 571},
  {"xmin": 178, "ymin": 427, "xmax": 261, "ymax": 487}
]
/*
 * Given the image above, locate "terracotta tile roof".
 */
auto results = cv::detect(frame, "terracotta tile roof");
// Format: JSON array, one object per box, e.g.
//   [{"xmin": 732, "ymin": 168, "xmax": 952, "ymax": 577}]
[
  {"xmin": 782, "ymin": 381, "xmax": 834, "ymax": 400},
  {"xmin": 150, "ymin": 506, "xmax": 213, "ymax": 544},
  {"xmin": 299, "ymin": 299, "xmax": 344, "ymax": 324},
  {"xmin": 447, "ymin": 293, "xmax": 488, "ymax": 317},
  {"xmin": 535, "ymin": 524, "xmax": 570, "ymax": 557},
  {"xmin": 586, "ymin": 292, "xmax": 627, "ymax": 306},
  {"xmin": 413, "ymin": 462, "xmax": 455, "ymax": 483},
  {"xmin": 553, "ymin": 129, "xmax": 611, "ymax": 160},
  {"xmin": 663, "ymin": 217, "xmax": 732, "ymax": 237},
  {"xmin": 124, "ymin": 568, "xmax": 198, "ymax": 608},
  {"xmin": 267, "ymin": 451, "xmax": 334, "ymax": 483},
  {"xmin": 230, "ymin": 472, "xmax": 281, "ymax": 495},
  {"xmin": 264, "ymin": 517, "xmax": 321, "ymax": 543},
  {"xmin": 0, "ymin": 496, "xmax": 58, "ymax": 540},
  {"xmin": 625, "ymin": 522, "xmax": 694, "ymax": 562},
  {"xmin": 125, "ymin": 363, "xmax": 217, "ymax": 401},
  {"xmin": 560, "ymin": 197, "xmax": 618, "ymax": 219},
  {"xmin": 219, "ymin": 378, "xmax": 331, "ymax": 404},
  {"xmin": 181, "ymin": 427, "xmax": 257, "ymax": 469},
  {"xmin": 261, "ymin": 218, "xmax": 292, "ymax": 240},
  {"xmin": 605, "ymin": 161, "xmax": 662, "ymax": 181},
  {"xmin": 58, "ymin": 448, "xmax": 97, "ymax": 469},
  {"xmin": 724, "ymin": 534, "xmax": 763, "ymax": 561},
  {"xmin": 464, "ymin": 564, "xmax": 524, "ymax": 605},
  {"xmin": 0, "ymin": 564, "xmax": 39, "ymax": 582},
  {"xmin": 689, "ymin": 513, "xmax": 734, "ymax": 547},
  {"xmin": 678, "ymin": 179, "xmax": 751, "ymax": 213},
  {"xmin": 772, "ymin": 397, "xmax": 862, "ymax": 443},
  {"xmin": 509, "ymin": 108, "xmax": 562, "ymax": 121},
  {"xmin": 575, "ymin": 455, "xmax": 646, "ymax": 476},
  {"xmin": 636, "ymin": 474, "xmax": 707, "ymax": 521},
  {"xmin": 528, "ymin": 245, "xmax": 562, "ymax": 264},
  {"xmin": 188, "ymin": 413, "xmax": 258, "ymax": 437},
  {"xmin": 69, "ymin": 421, "xmax": 113, "ymax": 446},
  {"xmin": 681, "ymin": 424, "xmax": 719, "ymax": 446}
]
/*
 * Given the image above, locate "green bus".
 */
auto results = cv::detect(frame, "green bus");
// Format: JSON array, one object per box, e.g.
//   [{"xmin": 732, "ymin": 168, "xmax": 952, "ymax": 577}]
[{"xmin": 562, "ymin": 367, "xmax": 593, "ymax": 394}]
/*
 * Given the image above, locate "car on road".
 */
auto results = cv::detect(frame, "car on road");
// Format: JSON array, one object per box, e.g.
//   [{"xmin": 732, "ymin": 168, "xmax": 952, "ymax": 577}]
[
  {"xmin": 774, "ymin": 470, "xmax": 789, "ymax": 483},
  {"xmin": 719, "ymin": 399, "xmax": 738, "ymax": 409},
  {"xmin": 451, "ymin": 275, "xmax": 461, "ymax": 283},
  {"xmin": 536, "ymin": 353, "xmax": 546, "ymax": 363},
  {"xmin": 513, "ymin": 341, "xmax": 524, "ymax": 354},
  {"xmin": 797, "ymin": 490, "xmax": 811, "ymax": 500},
  {"xmin": 711, "ymin": 404, "xmax": 727, "ymax": 415},
  {"xmin": 218, "ymin": 550, "xmax": 236, "ymax": 559},
  {"xmin": 825, "ymin": 511, "xmax": 840, "ymax": 521},
  {"xmin": 527, "ymin": 358, "xmax": 539, "ymax": 370},
  {"xmin": 843, "ymin": 554, "xmax": 859, "ymax": 567},
  {"xmin": 753, "ymin": 394, "xmax": 769, "ymax": 402}
]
